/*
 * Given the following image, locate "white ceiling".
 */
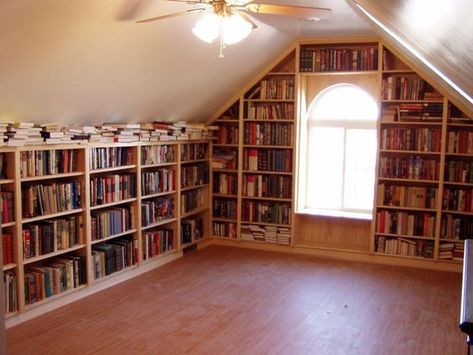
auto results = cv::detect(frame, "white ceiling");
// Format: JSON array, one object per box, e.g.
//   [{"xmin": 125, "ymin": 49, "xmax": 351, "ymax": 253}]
[{"xmin": 0, "ymin": 0, "xmax": 374, "ymax": 125}]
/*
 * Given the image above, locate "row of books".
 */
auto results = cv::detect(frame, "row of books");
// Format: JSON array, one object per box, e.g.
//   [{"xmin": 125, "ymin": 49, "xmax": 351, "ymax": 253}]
[
  {"xmin": 375, "ymin": 236, "xmax": 434, "ymax": 258},
  {"xmin": 381, "ymin": 76, "xmax": 430, "ymax": 101},
  {"xmin": 1, "ymin": 121, "xmax": 216, "ymax": 146},
  {"xmin": 23, "ymin": 216, "xmax": 83, "ymax": 259},
  {"xmin": 376, "ymin": 210, "xmax": 435, "ymax": 238},
  {"xmin": 20, "ymin": 149, "xmax": 78, "ymax": 178},
  {"xmin": 439, "ymin": 242, "xmax": 464, "ymax": 260},
  {"xmin": 22, "ymin": 181, "xmax": 82, "ymax": 218},
  {"xmin": 181, "ymin": 189, "xmax": 206, "ymax": 214},
  {"xmin": 213, "ymin": 198, "xmax": 237, "ymax": 219},
  {"xmin": 380, "ymin": 127, "xmax": 442, "ymax": 152},
  {"xmin": 141, "ymin": 144, "xmax": 176, "ymax": 165},
  {"xmin": 24, "ymin": 255, "xmax": 86, "ymax": 305},
  {"xmin": 90, "ymin": 146, "xmax": 133, "ymax": 170},
  {"xmin": 246, "ymin": 102, "xmax": 295, "ymax": 121},
  {"xmin": 215, "ymin": 124, "xmax": 239, "ymax": 145},
  {"xmin": 243, "ymin": 148, "xmax": 292, "ymax": 172},
  {"xmin": 2, "ymin": 233, "xmax": 14, "ymax": 265},
  {"xmin": 181, "ymin": 163, "xmax": 209, "ymax": 188},
  {"xmin": 377, "ymin": 184, "xmax": 438, "ymax": 209},
  {"xmin": 240, "ymin": 224, "xmax": 290, "ymax": 245},
  {"xmin": 259, "ymin": 79, "xmax": 295, "ymax": 100},
  {"xmin": 1, "ymin": 191, "xmax": 14, "ymax": 223},
  {"xmin": 299, "ymin": 47, "xmax": 378, "ymax": 72},
  {"xmin": 141, "ymin": 197, "xmax": 175, "ymax": 226},
  {"xmin": 242, "ymin": 174, "xmax": 292, "ymax": 199},
  {"xmin": 90, "ymin": 174, "xmax": 135, "ymax": 206},
  {"xmin": 379, "ymin": 156, "xmax": 439, "ymax": 181},
  {"xmin": 142, "ymin": 228, "xmax": 174, "ymax": 260},
  {"xmin": 441, "ymin": 214, "xmax": 473, "ymax": 240},
  {"xmin": 91, "ymin": 207, "xmax": 134, "ymax": 241},
  {"xmin": 4, "ymin": 271, "xmax": 17, "ymax": 313},
  {"xmin": 442, "ymin": 188, "xmax": 473, "ymax": 213},
  {"xmin": 446, "ymin": 130, "xmax": 473, "ymax": 154},
  {"xmin": 141, "ymin": 168, "xmax": 175, "ymax": 196},
  {"xmin": 211, "ymin": 149, "xmax": 237, "ymax": 170},
  {"xmin": 213, "ymin": 172, "xmax": 237, "ymax": 196},
  {"xmin": 241, "ymin": 201, "xmax": 291, "ymax": 225},
  {"xmin": 181, "ymin": 217, "xmax": 203, "ymax": 245},
  {"xmin": 212, "ymin": 221, "xmax": 237, "ymax": 238},
  {"xmin": 181, "ymin": 143, "xmax": 208, "ymax": 161},
  {"xmin": 445, "ymin": 160, "xmax": 473, "ymax": 184},
  {"xmin": 92, "ymin": 238, "xmax": 137, "ymax": 278},
  {"xmin": 243, "ymin": 122, "xmax": 293, "ymax": 146}
]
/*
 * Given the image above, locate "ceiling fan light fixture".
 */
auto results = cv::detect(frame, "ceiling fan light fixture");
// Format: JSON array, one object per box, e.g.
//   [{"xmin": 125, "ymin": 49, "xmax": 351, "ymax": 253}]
[
  {"xmin": 192, "ymin": 13, "xmax": 220, "ymax": 43},
  {"xmin": 222, "ymin": 14, "xmax": 252, "ymax": 45}
]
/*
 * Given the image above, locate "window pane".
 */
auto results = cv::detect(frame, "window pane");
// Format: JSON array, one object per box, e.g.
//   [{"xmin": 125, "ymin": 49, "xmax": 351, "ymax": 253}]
[
  {"xmin": 306, "ymin": 127, "xmax": 344, "ymax": 209},
  {"xmin": 343, "ymin": 129, "xmax": 377, "ymax": 211}
]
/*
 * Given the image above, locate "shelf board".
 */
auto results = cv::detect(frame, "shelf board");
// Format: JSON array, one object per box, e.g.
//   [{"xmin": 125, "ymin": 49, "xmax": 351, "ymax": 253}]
[
  {"xmin": 442, "ymin": 210, "xmax": 473, "ymax": 216},
  {"xmin": 142, "ymin": 249, "xmax": 178, "ymax": 264},
  {"xmin": 214, "ymin": 119, "xmax": 239, "ymax": 123},
  {"xmin": 181, "ymin": 238, "xmax": 205, "ymax": 249},
  {"xmin": 2, "ymin": 263, "xmax": 17, "ymax": 271},
  {"xmin": 267, "ymin": 71, "xmax": 296, "ymax": 75},
  {"xmin": 301, "ymin": 70, "xmax": 378, "ymax": 76},
  {"xmin": 241, "ymin": 221, "xmax": 291, "ymax": 227},
  {"xmin": 375, "ymin": 232, "xmax": 435, "ymax": 241},
  {"xmin": 141, "ymin": 190, "xmax": 177, "ymax": 200},
  {"xmin": 373, "ymin": 252, "xmax": 434, "ymax": 261},
  {"xmin": 181, "ymin": 206, "xmax": 208, "ymax": 218},
  {"xmin": 444, "ymin": 181, "xmax": 473, "ymax": 187},
  {"xmin": 439, "ymin": 238, "xmax": 465, "ymax": 243},
  {"xmin": 23, "ymin": 244, "xmax": 87, "ymax": 265},
  {"xmin": 23, "ymin": 285, "xmax": 88, "ymax": 310},
  {"xmin": 90, "ymin": 197, "xmax": 137, "ymax": 210},
  {"xmin": 243, "ymin": 119, "xmax": 294, "ymax": 123},
  {"xmin": 211, "ymin": 168, "xmax": 238, "ymax": 173},
  {"xmin": 382, "ymin": 69, "xmax": 416, "ymax": 74},
  {"xmin": 0, "ymin": 179, "xmax": 15, "ymax": 184},
  {"xmin": 20, "ymin": 171, "xmax": 84, "ymax": 182},
  {"xmin": 379, "ymin": 149, "xmax": 440, "ymax": 156},
  {"xmin": 447, "ymin": 122, "xmax": 473, "ymax": 128},
  {"xmin": 1, "ymin": 221, "xmax": 16, "ymax": 228},
  {"xmin": 239, "ymin": 238, "xmax": 290, "ymax": 246},
  {"xmin": 90, "ymin": 164, "xmax": 137, "ymax": 174},
  {"xmin": 376, "ymin": 205, "xmax": 437, "ymax": 212},
  {"xmin": 212, "ymin": 193, "xmax": 238, "ymax": 198},
  {"xmin": 180, "ymin": 183, "xmax": 209, "ymax": 192},
  {"xmin": 380, "ymin": 120, "xmax": 442, "ymax": 126},
  {"xmin": 22, "ymin": 208, "xmax": 84, "ymax": 224},
  {"xmin": 381, "ymin": 99, "xmax": 444, "ymax": 103},
  {"xmin": 445, "ymin": 152, "xmax": 473, "ymax": 157},
  {"xmin": 242, "ymin": 196, "xmax": 292, "ymax": 202},
  {"xmin": 245, "ymin": 99, "xmax": 295, "ymax": 103},
  {"xmin": 212, "ymin": 217, "xmax": 237, "ymax": 223},
  {"xmin": 242, "ymin": 170, "xmax": 293, "ymax": 176},
  {"xmin": 5, "ymin": 311, "xmax": 19, "ymax": 319},
  {"xmin": 141, "ymin": 162, "xmax": 177, "ymax": 169},
  {"xmin": 211, "ymin": 235, "xmax": 238, "ymax": 240},
  {"xmin": 93, "ymin": 264, "xmax": 138, "ymax": 284},
  {"xmin": 91, "ymin": 229, "xmax": 137, "ymax": 245},
  {"xmin": 243, "ymin": 144, "xmax": 293, "ymax": 149},
  {"xmin": 213, "ymin": 143, "xmax": 239, "ymax": 147},
  {"xmin": 141, "ymin": 217, "xmax": 177, "ymax": 231},
  {"xmin": 180, "ymin": 158, "xmax": 209, "ymax": 164},
  {"xmin": 378, "ymin": 177, "xmax": 439, "ymax": 184}
]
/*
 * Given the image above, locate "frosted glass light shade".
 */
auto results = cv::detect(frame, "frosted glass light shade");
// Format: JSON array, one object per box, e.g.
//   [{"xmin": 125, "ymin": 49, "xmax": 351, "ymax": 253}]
[
  {"xmin": 192, "ymin": 13, "xmax": 252, "ymax": 45},
  {"xmin": 192, "ymin": 13, "xmax": 220, "ymax": 43}
]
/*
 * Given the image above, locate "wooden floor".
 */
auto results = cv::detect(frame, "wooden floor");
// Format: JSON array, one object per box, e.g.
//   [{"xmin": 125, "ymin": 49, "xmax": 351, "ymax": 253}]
[{"xmin": 7, "ymin": 246, "xmax": 465, "ymax": 354}]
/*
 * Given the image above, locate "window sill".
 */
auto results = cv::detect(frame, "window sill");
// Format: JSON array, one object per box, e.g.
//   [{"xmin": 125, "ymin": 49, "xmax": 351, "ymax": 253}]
[{"xmin": 295, "ymin": 208, "xmax": 372, "ymax": 221}]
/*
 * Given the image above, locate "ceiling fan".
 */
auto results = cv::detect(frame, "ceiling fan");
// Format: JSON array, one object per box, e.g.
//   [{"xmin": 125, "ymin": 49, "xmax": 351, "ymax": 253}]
[{"xmin": 137, "ymin": 0, "xmax": 332, "ymax": 57}]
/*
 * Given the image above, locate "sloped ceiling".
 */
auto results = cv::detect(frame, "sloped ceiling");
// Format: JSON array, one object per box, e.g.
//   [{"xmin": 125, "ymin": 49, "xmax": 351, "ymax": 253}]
[
  {"xmin": 0, "ymin": 0, "xmax": 373, "ymax": 125},
  {"xmin": 350, "ymin": 0, "xmax": 473, "ymax": 114}
]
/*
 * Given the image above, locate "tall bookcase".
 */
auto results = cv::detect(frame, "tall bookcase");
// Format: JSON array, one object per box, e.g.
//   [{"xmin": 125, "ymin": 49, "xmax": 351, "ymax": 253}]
[{"xmin": 1, "ymin": 140, "xmax": 211, "ymax": 322}]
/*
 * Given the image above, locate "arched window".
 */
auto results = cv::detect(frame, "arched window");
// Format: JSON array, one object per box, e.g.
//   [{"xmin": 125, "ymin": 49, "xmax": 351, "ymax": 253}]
[{"xmin": 302, "ymin": 84, "xmax": 378, "ymax": 218}]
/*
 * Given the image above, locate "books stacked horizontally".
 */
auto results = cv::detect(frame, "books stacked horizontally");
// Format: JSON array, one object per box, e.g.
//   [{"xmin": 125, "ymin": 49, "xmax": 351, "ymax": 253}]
[
  {"xmin": 103, "ymin": 123, "xmax": 141, "ymax": 143},
  {"xmin": 277, "ymin": 227, "xmax": 291, "ymax": 245},
  {"xmin": 6, "ymin": 122, "xmax": 43, "ymax": 146},
  {"xmin": 63, "ymin": 126, "xmax": 92, "ymax": 144},
  {"xmin": 0, "ymin": 122, "xmax": 9, "ymax": 146},
  {"xmin": 41, "ymin": 124, "xmax": 74, "ymax": 144}
]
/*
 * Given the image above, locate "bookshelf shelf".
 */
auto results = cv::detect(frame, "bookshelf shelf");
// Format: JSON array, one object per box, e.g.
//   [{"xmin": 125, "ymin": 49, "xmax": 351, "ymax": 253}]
[
  {"xmin": 242, "ymin": 196, "xmax": 292, "ymax": 202},
  {"xmin": 93, "ymin": 265, "xmax": 139, "ymax": 283},
  {"xmin": 267, "ymin": 71, "xmax": 296, "ymax": 75},
  {"xmin": 382, "ymin": 69, "xmax": 416, "ymax": 74},
  {"xmin": 375, "ymin": 233, "xmax": 435, "ymax": 241},
  {"xmin": 376, "ymin": 205, "xmax": 437, "ymax": 212},
  {"xmin": 23, "ymin": 244, "xmax": 86, "ymax": 265},
  {"xmin": 380, "ymin": 121, "xmax": 442, "ymax": 126},
  {"xmin": 373, "ymin": 252, "xmax": 433, "ymax": 261},
  {"xmin": 379, "ymin": 149, "xmax": 441, "ymax": 156},
  {"xmin": 301, "ymin": 70, "xmax": 378, "ymax": 76},
  {"xmin": 91, "ymin": 229, "xmax": 137, "ymax": 245},
  {"xmin": 2, "ymin": 263, "xmax": 16, "ymax": 271},
  {"xmin": 141, "ymin": 162, "xmax": 177, "ymax": 169},
  {"xmin": 442, "ymin": 210, "xmax": 473, "ymax": 216},
  {"xmin": 5, "ymin": 311, "xmax": 18, "ymax": 319},
  {"xmin": 0, "ymin": 179, "xmax": 15, "ymax": 184},
  {"xmin": 181, "ymin": 183, "xmax": 209, "ymax": 192},
  {"xmin": 212, "ymin": 217, "xmax": 237, "ymax": 223},
  {"xmin": 90, "ymin": 197, "xmax": 137, "ymax": 211},
  {"xmin": 181, "ymin": 239, "xmax": 203, "ymax": 249},
  {"xmin": 141, "ymin": 190, "xmax": 177, "ymax": 200},
  {"xmin": 20, "ymin": 171, "xmax": 84, "ymax": 182},
  {"xmin": 215, "ymin": 119, "xmax": 239, "ymax": 123},
  {"xmin": 211, "ymin": 168, "xmax": 238, "ymax": 173},
  {"xmin": 377, "ymin": 177, "xmax": 439, "ymax": 184},
  {"xmin": 445, "ymin": 152, "xmax": 473, "ymax": 157},
  {"xmin": 90, "ymin": 164, "xmax": 137, "ymax": 174},
  {"xmin": 180, "ymin": 158, "xmax": 209, "ymax": 164},
  {"xmin": 22, "ymin": 208, "xmax": 84, "ymax": 224},
  {"xmin": 141, "ymin": 218, "xmax": 178, "ymax": 231},
  {"xmin": 213, "ymin": 144, "xmax": 239, "ymax": 148},
  {"xmin": 181, "ymin": 206, "xmax": 208, "ymax": 219},
  {"xmin": 241, "ymin": 221, "xmax": 291, "ymax": 227},
  {"xmin": 444, "ymin": 181, "xmax": 473, "ymax": 187},
  {"xmin": 242, "ymin": 170, "xmax": 293, "ymax": 176},
  {"xmin": 242, "ymin": 144, "xmax": 293, "ymax": 149},
  {"xmin": 212, "ymin": 193, "xmax": 238, "ymax": 198},
  {"xmin": 243, "ymin": 119, "xmax": 294, "ymax": 123},
  {"xmin": 381, "ymin": 100, "xmax": 444, "ymax": 104},
  {"xmin": 1, "ymin": 221, "xmax": 16, "ymax": 228},
  {"xmin": 142, "ymin": 249, "xmax": 178, "ymax": 264},
  {"xmin": 245, "ymin": 99, "xmax": 295, "ymax": 103},
  {"xmin": 23, "ymin": 285, "xmax": 87, "ymax": 310}
]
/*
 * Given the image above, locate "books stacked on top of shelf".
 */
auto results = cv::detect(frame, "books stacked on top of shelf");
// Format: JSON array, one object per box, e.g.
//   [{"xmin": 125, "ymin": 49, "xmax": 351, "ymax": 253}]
[
  {"xmin": 438, "ymin": 242, "xmax": 464, "ymax": 261},
  {"xmin": 103, "ymin": 123, "xmax": 141, "ymax": 143},
  {"xmin": 6, "ymin": 122, "xmax": 43, "ymax": 146},
  {"xmin": 212, "ymin": 149, "xmax": 237, "ymax": 169},
  {"xmin": 0, "ymin": 122, "xmax": 9, "ymax": 146},
  {"xmin": 41, "ymin": 124, "xmax": 73, "ymax": 145}
]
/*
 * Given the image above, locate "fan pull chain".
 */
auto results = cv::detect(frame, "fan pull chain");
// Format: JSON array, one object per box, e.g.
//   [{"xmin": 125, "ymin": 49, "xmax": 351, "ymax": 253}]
[{"xmin": 218, "ymin": 18, "xmax": 225, "ymax": 58}]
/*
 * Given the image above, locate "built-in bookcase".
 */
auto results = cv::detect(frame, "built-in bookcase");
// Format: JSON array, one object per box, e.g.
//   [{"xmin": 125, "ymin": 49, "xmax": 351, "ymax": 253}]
[{"xmin": 1, "ymin": 140, "xmax": 211, "ymax": 320}]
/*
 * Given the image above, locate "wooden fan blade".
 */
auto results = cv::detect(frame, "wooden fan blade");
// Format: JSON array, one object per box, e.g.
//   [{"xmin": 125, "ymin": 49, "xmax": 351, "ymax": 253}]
[
  {"xmin": 244, "ymin": 2, "xmax": 331, "ymax": 18},
  {"xmin": 137, "ymin": 8, "xmax": 207, "ymax": 23},
  {"xmin": 236, "ymin": 11, "xmax": 258, "ymax": 29},
  {"xmin": 165, "ymin": 0, "xmax": 207, "ymax": 4},
  {"xmin": 118, "ymin": 0, "xmax": 151, "ymax": 20}
]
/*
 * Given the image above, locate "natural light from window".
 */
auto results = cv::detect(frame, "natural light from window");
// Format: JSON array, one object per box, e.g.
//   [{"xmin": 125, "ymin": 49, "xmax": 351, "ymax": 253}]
[{"xmin": 305, "ymin": 84, "xmax": 378, "ymax": 218}]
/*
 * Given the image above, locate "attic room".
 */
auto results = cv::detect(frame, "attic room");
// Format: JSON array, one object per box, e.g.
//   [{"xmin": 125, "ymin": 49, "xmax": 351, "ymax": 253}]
[{"xmin": 1, "ymin": 0, "xmax": 473, "ymax": 354}]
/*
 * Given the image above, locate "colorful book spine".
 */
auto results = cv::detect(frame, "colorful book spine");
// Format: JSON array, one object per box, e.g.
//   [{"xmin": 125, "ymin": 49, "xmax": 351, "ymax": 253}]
[
  {"xmin": 91, "ymin": 207, "xmax": 134, "ymax": 240},
  {"xmin": 90, "ymin": 173, "xmax": 135, "ymax": 206},
  {"xmin": 142, "ymin": 228, "xmax": 174, "ymax": 260},
  {"xmin": 141, "ymin": 144, "xmax": 176, "ymax": 165},
  {"xmin": 141, "ymin": 197, "xmax": 175, "ymax": 226},
  {"xmin": 141, "ymin": 168, "xmax": 175, "ymax": 196},
  {"xmin": 90, "ymin": 147, "xmax": 133, "ymax": 170}
]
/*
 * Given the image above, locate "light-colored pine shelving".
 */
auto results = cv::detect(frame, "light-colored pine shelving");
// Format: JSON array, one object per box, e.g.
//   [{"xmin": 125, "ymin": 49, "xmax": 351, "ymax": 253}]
[
  {"xmin": 23, "ymin": 244, "xmax": 86, "ymax": 265},
  {"xmin": 89, "ymin": 197, "xmax": 137, "ymax": 211}
]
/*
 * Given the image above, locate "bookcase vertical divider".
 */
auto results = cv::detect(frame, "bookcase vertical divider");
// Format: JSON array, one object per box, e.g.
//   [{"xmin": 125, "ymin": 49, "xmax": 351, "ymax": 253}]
[
  {"xmin": 237, "ymin": 97, "xmax": 245, "ymax": 241},
  {"xmin": 83, "ymin": 146, "xmax": 93, "ymax": 285},
  {"xmin": 13, "ymin": 150, "xmax": 24, "ymax": 312},
  {"xmin": 176, "ymin": 143, "xmax": 182, "ymax": 250},
  {"xmin": 135, "ymin": 144, "xmax": 143, "ymax": 264}
]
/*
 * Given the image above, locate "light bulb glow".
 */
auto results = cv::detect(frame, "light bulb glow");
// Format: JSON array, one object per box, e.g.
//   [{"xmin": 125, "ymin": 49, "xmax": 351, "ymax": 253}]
[
  {"xmin": 192, "ymin": 13, "xmax": 220, "ymax": 43},
  {"xmin": 192, "ymin": 13, "xmax": 252, "ymax": 45}
]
